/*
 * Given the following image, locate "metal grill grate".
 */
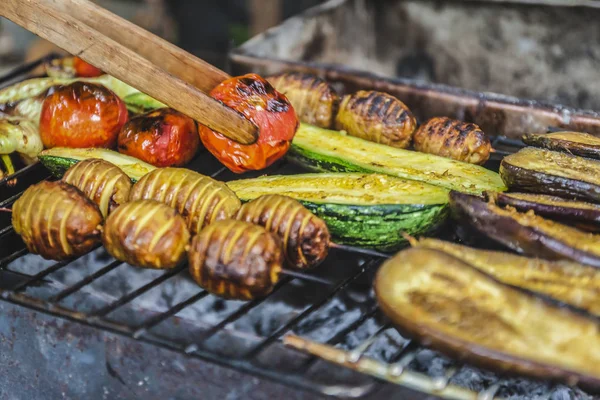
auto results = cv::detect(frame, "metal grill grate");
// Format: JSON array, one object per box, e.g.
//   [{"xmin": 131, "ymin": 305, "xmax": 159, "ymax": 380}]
[{"xmin": 0, "ymin": 59, "xmax": 591, "ymax": 400}]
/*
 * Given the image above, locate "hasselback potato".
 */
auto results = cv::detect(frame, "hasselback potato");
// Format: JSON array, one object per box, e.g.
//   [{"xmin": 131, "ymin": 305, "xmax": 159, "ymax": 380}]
[
  {"xmin": 335, "ymin": 90, "xmax": 416, "ymax": 149},
  {"xmin": 130, "ymin": 168, "xmax": 241, "ymax": 235},
  {"xmin": 188, "ymin": 220, "xmax": 283, "ymax": 300},
  {"xmin": 413, "ymin": 117, "xmax": 491, "ymax": 165},
  {"xmin": 236, "ymin": 194, "xmax": 330, "ymax": 269},
  {"xmin": 102, "ymin": 200, "xmax": 190, "ymax": 269},
  {"xmin": 12, "ymin": 181, "xmax": 103, "ymax": 260},
  {"xmin": 268, "ymin": 72, "xmax": 339, "ymax": 128},
  {"xmin": 62, "ymin": 158, "xmax": 132, "ymax": 217}
]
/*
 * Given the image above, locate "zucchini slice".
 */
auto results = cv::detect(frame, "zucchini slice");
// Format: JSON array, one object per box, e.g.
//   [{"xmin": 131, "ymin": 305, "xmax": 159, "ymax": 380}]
[
  {"xmin": 288, "ymin": 124, "xmax": 506, "ymax": 195},
  {"xmin": 522, "ymin": 131, "xmax": 600, "ymax": 160},
  {"xmin": 227, "ymin": 173, "xmax": 449, "ymax": 251},
  {"xmin": 375, "ymin": 247, "xmax": 600, "ymax": 390},
  {"xmin": 38, "ymin": 147, "xmax": 156, "ymax": 182},
  {"xmin": 411, "ymin": 238, "xmax": 600, "ymax": 317},
  {"xmin": 500, "ymin": 147, "xmax": 600, "ymax": 202}
]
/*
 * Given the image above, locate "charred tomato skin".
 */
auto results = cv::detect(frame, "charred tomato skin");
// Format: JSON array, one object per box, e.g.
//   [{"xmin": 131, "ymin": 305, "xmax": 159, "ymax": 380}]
[
  {"xmin": 40, "ymin": 82, "xmax": 128, "ymax": 149},
  {"xmin": 73, "ymin": 57, "xmax": 103, "ymax": 77},
  {"xmin": 198, "ymin": 73, "xmax": 299, "ymax": 173},
  {"xmin": 118, "ymin": 108, "xmax": 200, "ymax": 167}
]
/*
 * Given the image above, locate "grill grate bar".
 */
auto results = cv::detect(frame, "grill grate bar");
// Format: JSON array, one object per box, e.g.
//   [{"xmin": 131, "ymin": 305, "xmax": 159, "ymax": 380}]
[
  {"xmin": 0, "ymin": 192, "xmax": 25, "ymax": 208},
  {"xmin": 0, "ymin": 225, "xmax": 14, "ymax": 239},
  {"xmin": 50, "ymin": 259, "xmax": 124, "ymax": 302},
  {"xmin": 0, "ymin": 163, "xmax": 46, "ymax": 188},
  {"xmin": 11, "ymin": 260, "xmax": 70, "ymax": 292},
  {"xmin": 0, "ymin": 248, "xmax": 28, "ymax": 269},
  {"xmin": 0, "ymin": 54, "xmax": 59, "ymax": 87},
  {"xmin": 133, "ymin": 289, "xmax": 209, "ymax": 339},
  {"xmin": 90, "ymin": 264, "xmax": 187, "ymax": 318},
  {"xmin": 242, "ymin": 259, "xmax": 380, "ymax": 359}
]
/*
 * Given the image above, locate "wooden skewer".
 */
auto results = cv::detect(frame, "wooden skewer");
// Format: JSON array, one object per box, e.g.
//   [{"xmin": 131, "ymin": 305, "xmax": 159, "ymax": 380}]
[{"xmin": 0, "ymin": 0, "xmax": 258, "ymax": 145}]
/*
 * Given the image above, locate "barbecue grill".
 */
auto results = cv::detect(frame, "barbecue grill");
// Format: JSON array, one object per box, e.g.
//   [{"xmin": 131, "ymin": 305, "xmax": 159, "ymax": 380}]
[{"xmin": 2, "ymin": 5, "xmax": 600, "ymax": 397}]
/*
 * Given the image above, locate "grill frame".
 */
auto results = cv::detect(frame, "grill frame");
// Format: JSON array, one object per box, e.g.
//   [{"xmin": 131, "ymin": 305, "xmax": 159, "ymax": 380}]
[{"xmin": 0, "ymin": 57, "xmax": 593, "ymax": 400}]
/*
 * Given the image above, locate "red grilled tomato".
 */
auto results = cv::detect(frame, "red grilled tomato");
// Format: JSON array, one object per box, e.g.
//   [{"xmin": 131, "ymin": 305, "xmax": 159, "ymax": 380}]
[
  {"xmin": 40, "ymin": 82, "xmax": 128, "ymax": 149},
  {"xmin": 198, "ymin": 73, "xmax": 298, "ymax": 173},
  {"xmin": 118, "ymin": 108, "xmax": 200, "ymax": 167},
  {"xmin": 73, "ymin": 57, "xmax": 103, "ymax": 77}
]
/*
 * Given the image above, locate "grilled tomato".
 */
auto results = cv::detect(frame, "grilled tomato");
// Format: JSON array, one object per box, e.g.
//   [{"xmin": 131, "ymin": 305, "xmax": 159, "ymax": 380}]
[
  {"xmin": 40, "ymin": 82, "xmax": 128, "ymax": 149},
  {"xmin": 198, "ymin": 73, "xmax": 298, "ymax": 173},
  {"xmin": 118, "ymin": 108, "xmax": 200, "ymax": 167},
  {"xmin": 73, "ymin": 57, "xmax": 103, "ymax": 77}
]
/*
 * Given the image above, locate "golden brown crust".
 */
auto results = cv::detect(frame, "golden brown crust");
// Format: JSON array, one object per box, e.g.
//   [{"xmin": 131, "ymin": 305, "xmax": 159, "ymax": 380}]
[
  {"xmin": 268, "ymin": 72, "xmax": 339, "ymax": 128},
  {"xmin": 62, "ymin": 158, "xmax": 132, "ymax": 217},
  {"xmin": 188, "ymin": 219, "xmax": 282, "ymax": 300},
  {"xmin": 102, "ymin": 200, "xmax": 190, "ymax": 269},
  {"xmin": 12, "ymin": 180, "xmax": 102, "ymax": 260},
  {"xmin": 334, "ymin": 90, "xmax": 416, "ymax": 149},
  {"xmin": 413, "ymin": 117, "xmax": 491, "ymax": 165},
  {"xmin": 129, "ymin": 168, "xmax": 241, "ymax": 235},
  {"xmin": 236, "ymin": 194, "xmax": 329, "ymax": 269}
]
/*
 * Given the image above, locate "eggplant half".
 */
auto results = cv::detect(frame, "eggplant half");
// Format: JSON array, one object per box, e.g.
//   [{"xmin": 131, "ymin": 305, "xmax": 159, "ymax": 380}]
[
  {"xmin": 411, "ymin": 238, "xmax": 600, "ymax": 317},
  {"xmin": 490, "ymin": 192, "xmax": 600, "ymax": 230},
  {"xmin": 449, "ymin": 191, "xmax": 600, "ymax": 268},
  {"xmin": 522, "ymin": 131, "xmax": 600, "ymax": 160},
  {"xmin": 500, "ymin": 147, "xmax": 600, "ymax": 202},
  {"xmin": 374, "ymin": 247, "xmax": 600, "ymax": 390}
]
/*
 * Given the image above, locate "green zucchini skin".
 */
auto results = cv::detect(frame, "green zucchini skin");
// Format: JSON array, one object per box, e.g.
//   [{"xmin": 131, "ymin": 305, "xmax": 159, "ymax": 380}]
[{"xmin": 288, "ymin": 124, "xmax": 506, "ymax": 194}]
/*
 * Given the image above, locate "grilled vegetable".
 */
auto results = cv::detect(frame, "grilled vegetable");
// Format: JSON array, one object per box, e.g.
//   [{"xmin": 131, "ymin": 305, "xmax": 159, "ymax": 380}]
[
  {"xmin": 228, "ymin": 173, "xmax": 448, "ymax": 251},
  {"xmin": 188, "ymin": 219, "xmax": 283, "ymax": 300},
  {"xmin": 500, "ymin": 147, "xmax": 600, "ymax": 202},
  {"xmin": 267, "ymin": 72, "xmax": 338, "ymax": 128},
  {"xmin": 289, "ymin": 124, "xmax": 506, "ymax": 194},
  {"xmin": 40, "ymin": 82, "xmax": 128, "ymax": 149},
  {"xmin": 413, "ymin": 117, "xmax": 491, "ymax": 165},
  {"xmin": 12, "ymin": 181, "xmax": 103, "ymax": 260},
  {"xmin": 491, "ymin": 192, "xmax": 600, "ymax": 229},
  {"xmin": 236, "ymin": 194, "xmax": 330, "ymax": 269},
  {"xmin": 118, "ymin": 108, "xmax": 200, "ymax": 167},
  {"xmin": 374, "ymin": 247, "xmax": 600, "ymax": 389},
  {"xmin": 45, "ymin": 56, "xmax": 103, "ymax": 78},
  {"xmin": 102, "ymin": 200, "xmax": 190, "ymax": 269},
  {"xmin": 522, "ymin": 131, "xmax": 600, "ymax": 160},
  {"xmin": 62, "ymin": 159, "xmax": 132, "ymax": 217},
  {"xmin": 198, "ymin": 73, "xmax": 298, "ymax": 173},
  {"xmin": 450, "ymin": 191, "xmax": 600, "ymax": 267},
  {"xmin": 0, "ymin": 117, "xmax": 43, "ymax": 161},
  {"xmin": 130, "ymin": 168, "xmax": 240, "ymax": 235},
  {"xmin": 38, "ymin": 147, "xmax": 156, "ymax": 182},
  {"xmin": 411, "ymin": 238, "xmax": 600, "ymax": 317},
  {"xmin": 335, "ymin": 91, "xmax": 416, "ymax": 149}
]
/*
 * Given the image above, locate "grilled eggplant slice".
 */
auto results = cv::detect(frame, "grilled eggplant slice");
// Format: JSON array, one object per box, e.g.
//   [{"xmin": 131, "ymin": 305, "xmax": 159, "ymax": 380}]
[
  {"xmin": 335, "ymin": 91, "xmax": 416, "ymax": 149},
  {"xmin": 236, "ymin": 194, "xmax": 330, "ymax": 270},
  {"xmin": 268, "ymin": 72, "xmax": 339, "ymax": 129},
  {"xmin": 500, "ymin": 147, "xmax": 600, "ymax": 202},
  {"xmin": 450, "ymin": 191, "xmax": 600, "ymax": 267},
  {"xmin": 522, "ymin": 131, "xmax": 600, "ymax": 159},
  {"xmin": 12, "ymin": 181, "xmax": 102, "ymax": 260},
  {"xmin": 374, "ymin": 247, "xmax": 600, "ymax": 389},
  {"xmin": 411, "ymin": 238, "xmax": 600, "ymax": 317},
  {"xmin": 62, "ymin": 158, "xmax": 132, "ymax": 217},
  {"xmin": 102, "ymin": 200, "xmax": 190, "ymax": 269},
  {"xmin": 130, "ymin": 168, "xmax": 241, "ymax": 235},
  {"xmin": 188, "ymin": 219, "xmax": 283, "ymax": 300},
  {"xmin": 490, "ymin": 192, "xmax": 600, "ymax": 229}
]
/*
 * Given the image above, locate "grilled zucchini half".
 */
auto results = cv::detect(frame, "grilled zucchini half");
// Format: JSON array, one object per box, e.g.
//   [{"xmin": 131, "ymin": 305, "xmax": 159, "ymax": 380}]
[
  {"xmin": 289, "ymin": 123, "xmax": 506, "ymax": 194},
  {"xmin": 227, "ymin": 173, "xmax": 449, "ymax": 251}
]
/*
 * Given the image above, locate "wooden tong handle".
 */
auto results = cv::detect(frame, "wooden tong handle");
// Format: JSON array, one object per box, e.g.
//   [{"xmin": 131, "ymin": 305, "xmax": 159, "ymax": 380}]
[{"xmin": 1, "ymin": 0, "xmax": 258, "ymax": 144}]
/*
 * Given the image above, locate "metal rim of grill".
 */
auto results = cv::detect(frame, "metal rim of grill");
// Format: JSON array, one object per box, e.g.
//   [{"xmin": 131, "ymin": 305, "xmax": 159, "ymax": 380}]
[{"xmin": 0, "ymin": 56, "xmax": 592, "ymax": 400}]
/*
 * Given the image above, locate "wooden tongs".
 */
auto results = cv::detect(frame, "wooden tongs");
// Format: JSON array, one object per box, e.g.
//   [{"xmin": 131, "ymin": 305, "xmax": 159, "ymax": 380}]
[{"xmin": 1, "ymin": 0, "xmax": 258, "ymax": 144}]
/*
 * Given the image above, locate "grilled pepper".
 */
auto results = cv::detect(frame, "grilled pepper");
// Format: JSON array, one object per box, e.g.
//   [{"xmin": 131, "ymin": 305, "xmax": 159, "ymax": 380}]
[
  {"xmin": 198, "ymin": 73, "xmax": 298, "ymax": 173},
  {"xmin": 102, "ymin": 200, "xmax": 190, "ymax": 269},
  {"xmin": 236, "ymin": 194, "xmax": 330, "ymax": 269},
  {"xmin": 413, "ymin": 117, "xmax": 491, "ymax": 165},
  {"xmin": 129, "ymin": 168, "xmax": 240, "ymax": 235},
  {"xmin": 188, "ymin": 219, "xmax": 283, "ymax": 300},
  {"xmin": 12, "ymin": 181, "xmax": 103, "ymax": 260},
  {"xmin": 268, "ymin": 72, "xmax": 339, "ymax": 128},
  {"xmin": 62, "ymin": 158, "xmax": 132, "ymax": 217},
  {"xmin": 335, "ymin": 90, "xmax": 416, "ymax": 149}
]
